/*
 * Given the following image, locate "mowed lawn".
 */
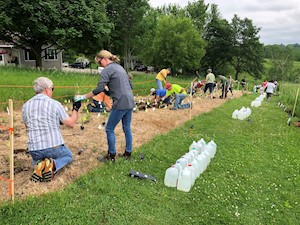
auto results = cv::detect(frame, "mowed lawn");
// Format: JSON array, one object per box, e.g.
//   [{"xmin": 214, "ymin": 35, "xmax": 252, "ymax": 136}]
[{"xmin": 0, "ymin": 93, "xmax": 299, "ymax": 225}]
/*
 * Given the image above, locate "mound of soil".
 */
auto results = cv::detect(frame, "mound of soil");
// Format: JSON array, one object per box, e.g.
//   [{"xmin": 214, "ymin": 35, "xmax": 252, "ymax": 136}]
[{"xmin": 0, "ymin": 92, "xmax": 242, "ymax": 202}]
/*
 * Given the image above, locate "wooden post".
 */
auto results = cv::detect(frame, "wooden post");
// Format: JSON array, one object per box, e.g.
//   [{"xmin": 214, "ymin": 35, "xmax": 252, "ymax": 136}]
[
  {"xmin": 9, "ymin": 99, "xmax": 14, "ymax": 203},
  {"xmin": 292, "ymin": 88, "xmax": 300, "ymax": 117}
]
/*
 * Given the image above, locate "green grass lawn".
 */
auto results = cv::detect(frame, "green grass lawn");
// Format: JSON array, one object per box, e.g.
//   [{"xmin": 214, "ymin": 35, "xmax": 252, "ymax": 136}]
[
  {"xmin": 293, "ymin": 60, "xmax": 300, "ymax": 69},
  {"xmin": 0, "ymin": 66, "xmax": 195, "ymax": 109},
  {"xmin": 0, "ymin": 94, "xmax": 299, "ymax": 224},
  {"xmin": 279, "ymin": 83, "xmax": 300, "ymax": 117}
]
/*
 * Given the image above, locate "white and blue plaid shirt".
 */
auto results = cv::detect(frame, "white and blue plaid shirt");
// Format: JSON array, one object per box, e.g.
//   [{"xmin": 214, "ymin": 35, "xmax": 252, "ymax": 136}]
[{"xmin": 22, "ymin": 94, "xmax": 68, "ymax": 151}]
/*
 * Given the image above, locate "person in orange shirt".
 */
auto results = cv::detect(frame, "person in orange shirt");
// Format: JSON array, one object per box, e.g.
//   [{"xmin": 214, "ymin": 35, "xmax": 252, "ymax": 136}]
[
  {"xmin": 87, "ymin": 91, "xmax": 112, "ymax": 112},
  {"xmin": 156, "ymin": 68, "xmax": 171, "ymax": 89}
]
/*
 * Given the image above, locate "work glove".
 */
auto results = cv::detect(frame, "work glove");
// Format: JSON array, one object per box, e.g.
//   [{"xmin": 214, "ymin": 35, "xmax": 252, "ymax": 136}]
[
  {"xmin": 72, "ymin": 101, "xmax": 81, "ymax": 112},
  {"xmin": 74, "ymin": 95, "xmax": 86, "ymax": 102},
  {"xmin": 103, "ymin": 89, "xmax": 110, "ymax": 96}
]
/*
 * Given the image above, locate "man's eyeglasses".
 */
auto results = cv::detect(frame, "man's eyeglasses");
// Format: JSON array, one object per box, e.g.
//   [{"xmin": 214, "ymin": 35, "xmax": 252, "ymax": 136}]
[{"xmin": 51, "ymin": 87, "xmax": 54, "ymax": 91}]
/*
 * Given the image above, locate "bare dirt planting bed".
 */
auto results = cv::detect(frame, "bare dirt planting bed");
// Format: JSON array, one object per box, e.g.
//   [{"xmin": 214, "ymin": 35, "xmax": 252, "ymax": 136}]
[{"xmin": 0, "ymin": 92, "xmax": 242, "ymax": 202}]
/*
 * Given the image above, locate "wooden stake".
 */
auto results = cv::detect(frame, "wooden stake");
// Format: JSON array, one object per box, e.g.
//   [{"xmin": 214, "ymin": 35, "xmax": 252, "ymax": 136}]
[
  {"xmin": 184, "ymin": 77, "xmax": 197, "ymax": 90},
  {"xmin": 292, "ymin": 88, "xmax": 299, "ymax": 117},
  {"xmin": 9, "ymin": 99, "xmax": 14, "ymax": 203}
]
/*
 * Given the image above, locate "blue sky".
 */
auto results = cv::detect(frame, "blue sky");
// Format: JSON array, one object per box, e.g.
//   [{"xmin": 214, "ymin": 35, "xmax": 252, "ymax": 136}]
[{"xmin": 148, "ymin": 0, "xmax": 300, "ymax": 45}]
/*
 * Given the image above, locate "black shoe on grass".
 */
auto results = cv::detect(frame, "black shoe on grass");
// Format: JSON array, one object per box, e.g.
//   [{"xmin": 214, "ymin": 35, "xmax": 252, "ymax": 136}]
[{"xmin": 98, "ymin": 153, "xmax": 116, "ymax": 163}]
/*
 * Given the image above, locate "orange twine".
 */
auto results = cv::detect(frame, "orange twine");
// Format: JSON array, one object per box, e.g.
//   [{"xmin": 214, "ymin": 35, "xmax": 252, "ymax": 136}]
[
  {"xmin": 0, "ymin": 126, "xmax": 13, "ymax": 135},
  {"xmin": 0, "ymin": 125, "xmax": 10, "ymax": 131},
  {"xmin": 0, "ymin": 176, "xmax": 14, "ymax": 196}
]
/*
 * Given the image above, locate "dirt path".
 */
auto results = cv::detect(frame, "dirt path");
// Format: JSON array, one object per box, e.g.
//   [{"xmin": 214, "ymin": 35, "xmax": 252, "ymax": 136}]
[{"xmin": 0, "ymin": 92, "xmax": 242, "ymax": 202}]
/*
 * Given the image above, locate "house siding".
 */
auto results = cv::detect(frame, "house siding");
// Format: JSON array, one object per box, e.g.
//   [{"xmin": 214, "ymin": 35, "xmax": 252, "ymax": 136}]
[{"xmin": 0, "ymin": 42, "xmax": 62, "ymax": 70}]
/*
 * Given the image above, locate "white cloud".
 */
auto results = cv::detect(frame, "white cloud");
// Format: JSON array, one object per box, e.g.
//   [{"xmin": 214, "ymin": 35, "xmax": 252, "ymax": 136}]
[{"xmin": 148, "ymin": 0, "xmax": 300, "ymax": 45}]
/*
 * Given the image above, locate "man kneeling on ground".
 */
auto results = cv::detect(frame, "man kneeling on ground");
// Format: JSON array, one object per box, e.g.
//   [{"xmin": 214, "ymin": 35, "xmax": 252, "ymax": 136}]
[
  {"xmin": 150, "ymin": 88, "xmax": 171, "ymax": 106},
  {"xmin": 22, "ymin": 77, "xmax": 81, "ymax": 182},
  {"xmin": 164, "ymin": 83, "xmax": 191, "ymax": 110}
]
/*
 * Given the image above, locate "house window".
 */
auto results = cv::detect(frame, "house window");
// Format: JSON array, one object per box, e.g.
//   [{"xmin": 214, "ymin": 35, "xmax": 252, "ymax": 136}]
[
  {"xmin": 45, "ymin": 49, "xmax": 58, "ymax": 60},
  {"xmin": 24, "ymin": 50, "xmax": 36, "ymax": 61}
]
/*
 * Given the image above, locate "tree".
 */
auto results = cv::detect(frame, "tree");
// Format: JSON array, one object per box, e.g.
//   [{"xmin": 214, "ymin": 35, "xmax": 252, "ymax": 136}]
[
  {"xmin": 134, "ymin": 8, "xmax": 160, "ymax": 66},
  {"xmin": 230, "ymin": 15, "xmax": 264, "ymax": 80},
  {"xmin": 152, "ymin": 15, "xmax": 206, "ymax": 73},
  {"xmin": 185, "ymin": 0, "xmax": 208, "ymax": 33},
  {"xmin": 267, "ymin": 45, "xmax": 294, "ymax": 81},
  {"xmin": 0, "ymin": 0, "xmax": 111, "ymax": 67},
  {"xmin": 105, "ymin": 0, "xmax": 149, "ymax": 71},
  {"xmin": 157, "ymin": 3, "xmax": 186, "ymax": 17},
  {"xmin": 201, "ymin": 4, "xmax": 233, "ymax": 74}
]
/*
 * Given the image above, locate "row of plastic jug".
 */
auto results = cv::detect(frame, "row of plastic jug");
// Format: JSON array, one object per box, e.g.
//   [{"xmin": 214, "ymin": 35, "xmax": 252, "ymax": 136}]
[
  {"xmin": 164, "ymin": 139, "xmax": 217, "ymax": 192},
  {"xmin": 232, "ymin": 107, "xmax": 252, "ymax": 120},
  {"xmin": 251, "ymin": 100, "xmax": 261, "ymax": 107},
  {"xmin": 251, "ymin": 93, "xmax": 266, "ymax": 107},
  {"xmin": 233, "ymin": 93, "xmax": 267, "ymax": 119}
]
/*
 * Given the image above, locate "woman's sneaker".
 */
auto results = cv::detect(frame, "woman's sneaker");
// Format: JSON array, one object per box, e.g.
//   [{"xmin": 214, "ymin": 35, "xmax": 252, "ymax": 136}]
[
  {"xmin": 122, "ymin": 151, "xmax": 132, "ymax": 159},
  {"xmin": 98, "ymin": 153, "xmax": 116, "ymax": 162}
]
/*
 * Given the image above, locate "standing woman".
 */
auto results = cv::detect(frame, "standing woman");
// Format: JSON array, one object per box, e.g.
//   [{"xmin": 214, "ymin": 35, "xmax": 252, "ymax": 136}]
[{"xmin": 75, "ymin": 50, "xmax": 135, "ymax": 162}]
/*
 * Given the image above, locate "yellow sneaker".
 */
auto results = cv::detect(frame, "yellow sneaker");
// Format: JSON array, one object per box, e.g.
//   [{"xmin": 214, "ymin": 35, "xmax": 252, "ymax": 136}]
[
  {"xmin": 43, "ymin": 158, "xmax": 54, "ymax": 182},
  {"xmin": 30, "ymin": 160, "xmax": 46, "ymax": 182}
]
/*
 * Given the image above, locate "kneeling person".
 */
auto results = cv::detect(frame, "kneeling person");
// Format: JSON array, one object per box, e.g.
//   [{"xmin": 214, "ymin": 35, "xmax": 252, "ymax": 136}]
[
  {"xmin": 164, "ymin": 83, "xmax": 191, "ymax": 110},
  {"xmin": 150, "ymin": 88, "xmax": 171, "ymax": 106},
  {"xmin": 88, "ymin": 92, "xmax": 112, "ymax": 112},
  {"xmin": 22, "ymin": 77, "xmax": 81, "ymax": 182}
]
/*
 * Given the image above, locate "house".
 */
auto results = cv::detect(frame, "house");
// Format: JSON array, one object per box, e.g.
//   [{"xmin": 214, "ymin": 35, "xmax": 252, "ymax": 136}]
[{"xmin": 0, "ymin": 42, "xmax": 62, "ymax": 70}]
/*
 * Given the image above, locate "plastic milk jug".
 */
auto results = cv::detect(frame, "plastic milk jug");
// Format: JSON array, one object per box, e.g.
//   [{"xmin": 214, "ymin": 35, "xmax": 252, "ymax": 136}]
[
  {"xmin": 177, "ymin": 157, "xmax": 188, "ymax": 168},
  {"xmin": 164, "ymin": 166, "xmax": 179, "ymax": 187},
  {"xmin": 183, "ymin": 152, "xmax": 194, "ymax": 163},
  {"xmin": 189, "ymin": 148, "xmax": 198, "ymax": 159},
  {"xmin": 191, "ymin": 159, "xmax": 200, "ymax": 178},
  {"xmin": 174, "ymin": 161, "xmax": 183, "ymax": 175},
  {"xmin": 232, "ymin": 109, "xmax": 239, "ymax": 119},
  {"xmin": 197, "ymin": 138, "xmax": 206, "ymax": 154},
  {"xmin": 196, "ymin": 154, "xmax": 205, "ymax": 176},
  {"xmin": 208, "ymin": 140, "xmax": 217, "ymax": 158},
  {"xmin": 177, "ymin": 167, "xmax": 192, "ymax": 192},
  {"xmin": 188, "ymin": 164, "xmax": 196, "ymax": 186},
  {"xmin": 202, "ymin": 151, "xmax": 211, "ymax": 171},
  {"xmin": 189, "ymin": 141, "xmax": 200, "ymax": 153}
]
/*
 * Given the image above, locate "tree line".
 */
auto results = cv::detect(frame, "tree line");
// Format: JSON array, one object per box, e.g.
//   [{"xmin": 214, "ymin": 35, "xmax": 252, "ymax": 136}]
[{"xmin": 0, "ymin": 0, "xmax": 298, "ymax": 82}]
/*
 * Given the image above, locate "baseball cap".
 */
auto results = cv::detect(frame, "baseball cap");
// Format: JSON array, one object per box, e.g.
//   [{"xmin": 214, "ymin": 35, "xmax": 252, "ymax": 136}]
[
  {"xmin": 165, "ymin": 83, "xmax": 172, "ymax": 89},
  {"xmin": 150, "ymin": 88, "xmax": 156, "ymax": 95}
]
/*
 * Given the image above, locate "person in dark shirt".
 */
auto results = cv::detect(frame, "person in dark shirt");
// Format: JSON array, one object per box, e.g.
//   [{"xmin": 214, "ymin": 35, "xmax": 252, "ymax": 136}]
[
  {"xmin": 241, "ymin": 77, "xmax": 247, "ymax": 93},
  {"xmin": 74, "ymin": 50, "xmax": 135, "ymax": 162}
]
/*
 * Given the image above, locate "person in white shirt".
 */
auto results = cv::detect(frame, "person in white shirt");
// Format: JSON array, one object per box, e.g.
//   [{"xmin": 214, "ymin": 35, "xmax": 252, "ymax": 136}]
[
  {"xmin": 265, "ymin": 80, "xmax": 276, "ymax": 101},
  {"xmin": 22, "ymin": 77, "xmax": 81, "ymax": 182}
]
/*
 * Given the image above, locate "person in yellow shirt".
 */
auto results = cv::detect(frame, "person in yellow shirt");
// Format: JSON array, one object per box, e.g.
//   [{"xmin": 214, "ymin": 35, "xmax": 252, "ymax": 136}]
[{"xmin": 156, "ymin": 68, "xmax": 171, "ymax": 89}]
